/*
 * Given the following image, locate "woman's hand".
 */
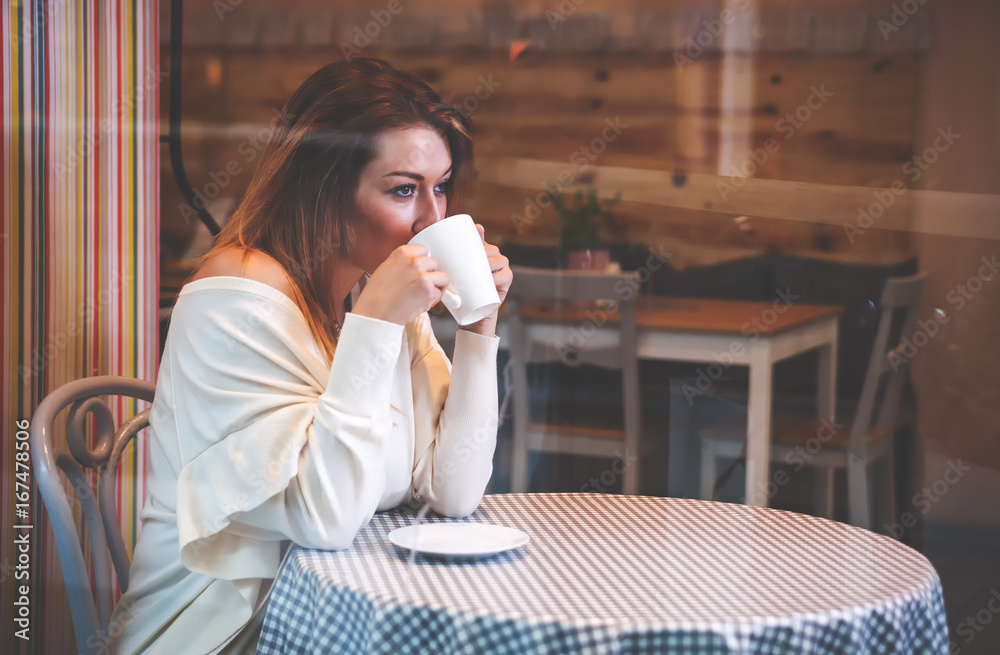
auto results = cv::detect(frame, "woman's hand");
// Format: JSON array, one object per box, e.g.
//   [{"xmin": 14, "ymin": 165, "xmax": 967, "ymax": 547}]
[
  {"xmin": 478, "ymin": 224, "xmax": 512, "ymax": 305},
  {"xmin": 353, "ymin": 244, "xmax": 450, "ymax": 325},
  {"xmin": 460, "ymin": 224, "xmax": 512, "ymax": 337}
]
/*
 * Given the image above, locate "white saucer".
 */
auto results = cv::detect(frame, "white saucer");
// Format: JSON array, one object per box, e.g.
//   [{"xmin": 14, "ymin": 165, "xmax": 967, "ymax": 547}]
[{"xmin": 388, "ymin": 523, "xmax": 529, "ymax": 559}]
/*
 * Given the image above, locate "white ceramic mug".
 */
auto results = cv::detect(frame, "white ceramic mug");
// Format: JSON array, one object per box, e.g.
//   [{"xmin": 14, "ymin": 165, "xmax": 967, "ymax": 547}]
[{"xmin": 408, "ymin": 214, "xmax": 501, "ymax": 325}]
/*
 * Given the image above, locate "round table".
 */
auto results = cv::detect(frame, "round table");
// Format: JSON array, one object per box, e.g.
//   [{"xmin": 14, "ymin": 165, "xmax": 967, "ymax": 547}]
[{"xmin": 256, "ymin": 493, "xmax": 948, "ymax": 654}]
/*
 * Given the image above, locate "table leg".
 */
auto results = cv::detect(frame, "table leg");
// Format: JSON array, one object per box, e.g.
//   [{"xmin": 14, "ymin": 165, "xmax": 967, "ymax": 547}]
[
  {"xmin": 745, "ymin": 346, "xmax": 773, "ymax": 507},
  {"xmin": 816, "ymin": 325, "xmax": 838, "ymax": 422}
]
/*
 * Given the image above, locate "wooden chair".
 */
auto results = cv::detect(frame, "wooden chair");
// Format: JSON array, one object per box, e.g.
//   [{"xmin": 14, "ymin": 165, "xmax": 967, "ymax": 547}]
[
  {"xmin": 29, "ymin": 376, "xmax": 155, "ymax": 655},
  {"xmin": 699, "ymin": 273, "xmax": 926, "ymax": 530},
  {"xmin": 507, "ymin": 266, "xmax": 645, "ymax": 494}
]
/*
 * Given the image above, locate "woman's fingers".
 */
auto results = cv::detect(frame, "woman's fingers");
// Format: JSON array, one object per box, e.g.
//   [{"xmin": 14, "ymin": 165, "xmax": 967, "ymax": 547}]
[
  {"xmin": 414, "ymin": 255, "xmax": 440, "ymax": 272},
  {"xmin": 403, "ymin": 243, "xmax": 430, "ymax": 258},
  {"xmin": 487, "ymin": 252, "xmax": 508, "ymax": 273},
  {"xmin": 354, "ymin": 245, "xmax": 452, "ymax": 325},
  {"xmin": 398, "ymin": 244, "xmax": 441, "ymax": 273},
  {"xmin": 423, "ymin": 269, "xmax": 450, "ymax": 290},
  {"xmin": 486, "ymin": 251, "xmax": 513, "ymax": 304}
]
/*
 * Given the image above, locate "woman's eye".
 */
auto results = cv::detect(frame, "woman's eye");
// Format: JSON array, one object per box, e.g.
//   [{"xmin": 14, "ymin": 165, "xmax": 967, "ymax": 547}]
[
  {"xmin": 390, "ymin": 184, "xmax": 416, "ymax": 198},
  {"xmin": 434, "ymin": 179, "xmax": 451, "ymax": 195}
]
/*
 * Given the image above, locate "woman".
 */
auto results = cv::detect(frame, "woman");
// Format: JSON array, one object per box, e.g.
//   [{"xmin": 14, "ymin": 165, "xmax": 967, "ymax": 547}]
[{"xmin": 108, "ymin": 58, "xmax": 511, "ymax": 654}]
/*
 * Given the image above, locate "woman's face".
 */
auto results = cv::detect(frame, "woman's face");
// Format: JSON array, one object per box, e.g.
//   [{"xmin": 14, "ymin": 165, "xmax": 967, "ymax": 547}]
[{"xmin": 350, "ymin": 125, "xmax": 453, "ymax": 274}]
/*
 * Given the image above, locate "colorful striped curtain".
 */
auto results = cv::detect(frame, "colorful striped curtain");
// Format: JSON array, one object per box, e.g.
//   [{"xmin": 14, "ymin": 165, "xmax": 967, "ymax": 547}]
[{"xmin": 2, "ymin": 1, "xmax": 159, "ymax": 653}]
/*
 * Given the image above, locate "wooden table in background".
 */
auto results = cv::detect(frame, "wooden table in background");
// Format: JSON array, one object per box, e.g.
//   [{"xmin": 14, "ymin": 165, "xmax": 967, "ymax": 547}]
[{"xmin": 502, "ymin": 296, "xmax": 843, "ymax": 506}]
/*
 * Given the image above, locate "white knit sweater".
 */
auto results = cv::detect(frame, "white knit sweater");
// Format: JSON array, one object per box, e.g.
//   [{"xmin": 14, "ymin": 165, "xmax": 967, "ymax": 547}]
[{"xmin": 107, "ymin": 276, "xmax": 499, "ymax": 654}]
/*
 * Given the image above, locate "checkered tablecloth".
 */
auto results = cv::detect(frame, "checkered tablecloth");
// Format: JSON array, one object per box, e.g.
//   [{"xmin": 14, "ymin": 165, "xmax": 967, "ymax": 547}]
[{"xmin": 256, "ymin": 493, "xmax": 948, "ymax": 654}]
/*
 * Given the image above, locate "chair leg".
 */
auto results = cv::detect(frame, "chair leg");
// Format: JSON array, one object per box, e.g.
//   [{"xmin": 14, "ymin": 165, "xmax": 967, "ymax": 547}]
[
  {"xmin": 847, "ymin": 454, "xmax": 871, "ymax": 530},
  {"xmin": 510, "ymin": 331, "xmax": 531, "ymax": 493},
  {"xmin": 814, "ymin": 467, "xmax": 835, "ymax": 519},
  {"xmin": 700, "ymin": 440, "xmax": 717, "ymax": 500},
  {"xmin": 510, "ymin": 388, "xmax": 530, "ymax": 493},
  {"xmin": 622, "ymin": 371, "xmax": 641, "ymax": 496},
  {"xmin": 622, "ymin": 462, "xmax": 639, "ymax": 495},
  {"xmin": 510, "ymin": 433, "xmax": 529, "ymax": 493},
  {"xmin": 882, "ymin": 445, "xmax": 898, "ymax": 535}
]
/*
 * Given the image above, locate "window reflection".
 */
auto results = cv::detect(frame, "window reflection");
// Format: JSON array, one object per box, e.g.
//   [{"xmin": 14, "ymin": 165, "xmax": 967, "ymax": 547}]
[{"xmin": 161, "ymin": 2, "xmax": 1000, "ymax": 649}]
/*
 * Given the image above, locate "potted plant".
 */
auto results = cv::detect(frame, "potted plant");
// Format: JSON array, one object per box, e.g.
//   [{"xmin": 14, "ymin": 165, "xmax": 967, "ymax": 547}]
[{"xmin": 554, "ymin": 186, "xmax": 622, "ymax": 270}]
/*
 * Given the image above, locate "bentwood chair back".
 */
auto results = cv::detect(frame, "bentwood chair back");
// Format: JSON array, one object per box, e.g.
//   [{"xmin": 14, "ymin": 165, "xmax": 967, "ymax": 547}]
[
  {"xmin": 29, "ymin": 376, "xmax": 155, "ymax": 655},
  {"xmin": 507, "ymin": 266, "xmax": 643, "ymax": 494},
  {"xmin": 699, "ymin": 273, "xmax": 926, "ymax": 530}
]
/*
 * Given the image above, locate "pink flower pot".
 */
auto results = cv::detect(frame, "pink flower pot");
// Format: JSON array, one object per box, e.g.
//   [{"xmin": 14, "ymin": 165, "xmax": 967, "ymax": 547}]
[
  {"xmin": 564, "ymin": 249, "xmax": 611, "ymax": 308},
  {"xmin": 565, "ymin": 249, "xmax": 610, "ymax": 271}
]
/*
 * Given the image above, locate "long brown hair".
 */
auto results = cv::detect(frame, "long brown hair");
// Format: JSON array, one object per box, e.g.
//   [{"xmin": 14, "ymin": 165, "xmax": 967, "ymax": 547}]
[{"xmin": 202, "ymin": 58, "xmax": 474, "ymax": 362}]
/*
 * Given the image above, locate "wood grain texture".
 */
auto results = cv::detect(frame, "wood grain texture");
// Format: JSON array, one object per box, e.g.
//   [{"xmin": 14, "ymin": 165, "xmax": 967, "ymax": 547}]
[
  {"xmin": 519, "ymin": 296, "xmax": 843, "ymax": 335},
  {"xmin": 162, "ymin": 12, "xmax": 928, "ymax": 261}
]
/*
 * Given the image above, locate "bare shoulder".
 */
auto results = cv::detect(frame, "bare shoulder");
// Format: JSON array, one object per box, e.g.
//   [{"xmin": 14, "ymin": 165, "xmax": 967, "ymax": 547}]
[{"xmin": 190, "ymin": 247, "xmax": 297, "ymax": 300}]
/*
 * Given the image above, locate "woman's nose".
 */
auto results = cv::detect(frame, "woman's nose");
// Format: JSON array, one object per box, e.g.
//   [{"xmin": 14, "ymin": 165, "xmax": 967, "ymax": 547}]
[{"xmin": 413, "ymin": 190, "xmax": 444, "ymax": 233}]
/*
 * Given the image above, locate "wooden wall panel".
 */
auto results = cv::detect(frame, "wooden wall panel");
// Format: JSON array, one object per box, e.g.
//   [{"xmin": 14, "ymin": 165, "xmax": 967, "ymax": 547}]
[{"xmin": 162, "ymin": 2, "xmax": 925, "ymax": 268}]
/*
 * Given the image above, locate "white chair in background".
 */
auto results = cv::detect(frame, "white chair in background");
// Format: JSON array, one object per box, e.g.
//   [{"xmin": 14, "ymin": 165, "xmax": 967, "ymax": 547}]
[
  {"xmin": 507, "ymin": 265, "xmax": 647, "ymax": 494},
  {"xmin": 699, "ymin": 273, "xmax": 926, "ymax": 530}
]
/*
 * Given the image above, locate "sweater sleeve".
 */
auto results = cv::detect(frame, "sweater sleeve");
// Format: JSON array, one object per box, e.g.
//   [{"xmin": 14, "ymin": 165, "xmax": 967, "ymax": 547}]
[
  {"xmin": 172, "ymin": 289, "xmax": 406, "ymax": 579},
  {"xmin": 409, "ymin": 314, "xmax": 500, "ymax": 517}
]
